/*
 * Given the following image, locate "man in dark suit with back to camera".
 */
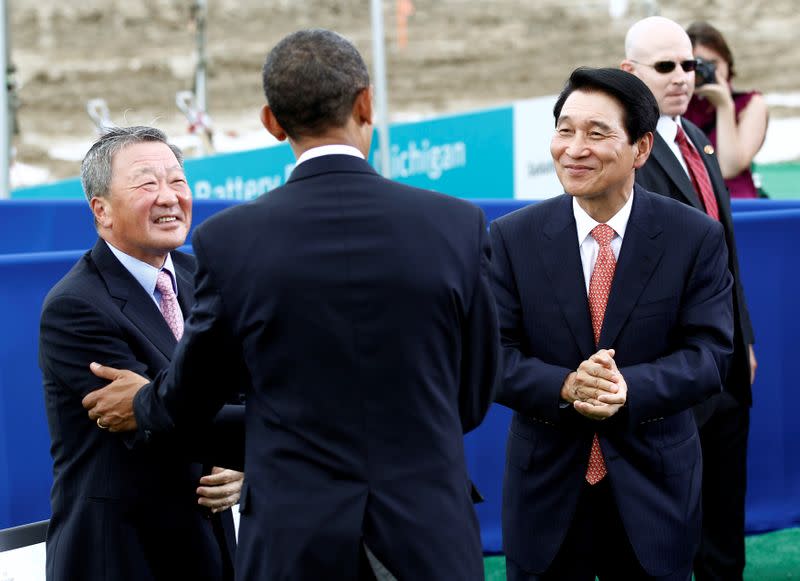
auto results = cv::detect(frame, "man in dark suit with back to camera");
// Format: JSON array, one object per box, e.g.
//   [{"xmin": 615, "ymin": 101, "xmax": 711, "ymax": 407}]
[
  {"xmin": 82, "ymin": 29, "xmax": 500, "ymax": 581},
  {"xmin": 39, "ymin": 126, "xmax": 243, "ymax": 580},
  {"xmin": 622, "ymin": 17, "xmax": 757, "ymax": 580},
  {"xmin": 492, "ymin": 67, "xmax": 734, "ymax": 580}
]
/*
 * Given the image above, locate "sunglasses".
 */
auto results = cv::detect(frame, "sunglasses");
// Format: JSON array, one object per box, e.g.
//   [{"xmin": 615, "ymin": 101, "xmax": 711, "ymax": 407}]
[{"xmin": 630, "ymin": 59, "xmax": 698, "ymax": 74}]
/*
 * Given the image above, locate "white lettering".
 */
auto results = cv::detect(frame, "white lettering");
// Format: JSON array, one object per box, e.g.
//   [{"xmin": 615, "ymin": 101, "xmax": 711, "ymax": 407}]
[
  {"xmin": 190, "ymin": 175, "xmax": 283, "ymax": 200},
  {"xmin": 194, "ymin": 180, "xmax": 211, "ymax": 200},
  {"xmin": 378, "ymin": 139, "xmax": 468, "ymax": 181}
]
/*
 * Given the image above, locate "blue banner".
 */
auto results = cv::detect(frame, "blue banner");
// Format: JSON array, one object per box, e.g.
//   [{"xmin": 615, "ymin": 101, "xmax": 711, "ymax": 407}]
[
  {"xmin": 10, "ymin": 107, "xmax": 515, "ymax": 201},
  {"xmin": 369, "ymin": 107, "xmax": 514, "ymax": 199}
]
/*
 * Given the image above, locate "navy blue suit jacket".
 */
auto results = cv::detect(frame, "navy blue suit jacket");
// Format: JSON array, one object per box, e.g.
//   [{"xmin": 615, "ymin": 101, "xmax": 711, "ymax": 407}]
[
  {"xmin": 39, "ymin": 241, "xmax": 239, "ymax": 581},
  {"xmin": 636, "ymin": 120, "xmax": 754, "ymax": 405},
  {"xmin": 490, "ymin": 187, "xmax": 734, "ymax": 576},
  {"xmin": 134, "ymin": 155, "xmax": 501, "ymax": 580}
]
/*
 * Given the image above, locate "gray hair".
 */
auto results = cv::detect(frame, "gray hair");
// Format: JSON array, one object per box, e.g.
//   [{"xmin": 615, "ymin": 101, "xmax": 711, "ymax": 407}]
[
  {"xmin": 262, "ymin": 29, "xmax": 370, "ymax": 140},
  {"xmin": 81, "ymin": 126, "xmax": 184, "ymax": 202}
]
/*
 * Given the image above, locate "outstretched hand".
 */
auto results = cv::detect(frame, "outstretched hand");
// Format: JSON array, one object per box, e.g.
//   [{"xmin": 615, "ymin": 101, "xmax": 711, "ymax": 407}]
[{"xmin": 82, "ymin": 362, "xmax": 149, "ymax": 432}]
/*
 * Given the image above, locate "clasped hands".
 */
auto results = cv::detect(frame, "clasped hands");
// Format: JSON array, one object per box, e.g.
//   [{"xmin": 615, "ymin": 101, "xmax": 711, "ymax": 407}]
[{"xmin": 561, "ymin": 349, "xmax": 627, "ymax": 420}]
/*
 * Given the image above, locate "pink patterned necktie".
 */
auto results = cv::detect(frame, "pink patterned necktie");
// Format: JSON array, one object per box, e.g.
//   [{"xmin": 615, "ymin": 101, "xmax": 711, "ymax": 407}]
[
  {"xmin": 156, "ymin": 270, "xmax": 184, "ymax": 340},
  {"xmin": 674, "ymin": 125, "xmax": 719, "ymax": 221},
  {"xmin": 585, "ymin": 224, "xmax": 616, "ymax": 485}
]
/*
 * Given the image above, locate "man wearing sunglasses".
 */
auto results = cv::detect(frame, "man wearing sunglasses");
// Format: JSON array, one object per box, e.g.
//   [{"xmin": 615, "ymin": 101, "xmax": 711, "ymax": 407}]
[{"xmin": 622, "ymin": 16, "xmax": 756, "ymax": 581}]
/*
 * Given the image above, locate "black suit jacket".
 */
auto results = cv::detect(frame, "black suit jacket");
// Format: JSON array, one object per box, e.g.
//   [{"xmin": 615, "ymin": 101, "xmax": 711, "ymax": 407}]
[
  {"xmin": 491, "ymin": 187, "xmax": 734, "ymax": 576},
  {"xmin": 39, "ymin": 241, "xmax": 238, "ymax": 581},
  {"xmin": 134, "ymin": 154, "xmax": 501, "ymax": 580},
  {"xmin": 636, "ymin": 119, "xmax": 754, "ymax": 404}
]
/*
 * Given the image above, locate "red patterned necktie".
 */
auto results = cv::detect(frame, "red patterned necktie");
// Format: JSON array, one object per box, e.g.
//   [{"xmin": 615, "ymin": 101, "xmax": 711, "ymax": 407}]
[
  {"xmin": 156, "ymin": 270, "xmax": 184, "ymax": 340},
  {"xmin": 674, "ymin": 125, "xmax": 719, "ymax": 221},
  {"xmin": 585, "ymin": 224, "xmax": 616, "ymax": 485}
]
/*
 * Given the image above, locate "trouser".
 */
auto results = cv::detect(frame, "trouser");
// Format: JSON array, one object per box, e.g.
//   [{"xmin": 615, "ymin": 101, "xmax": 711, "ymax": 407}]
[{"xmin": 693, "ymin": 391, "xmax": 750, "ymax": 581}]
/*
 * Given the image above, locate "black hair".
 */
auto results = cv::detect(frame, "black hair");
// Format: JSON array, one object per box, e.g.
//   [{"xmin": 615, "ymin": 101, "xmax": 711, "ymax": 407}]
[
  {"xmin": 553, "ymin": 67, "xmax": 659, "ymax": 144},
  {"xmin": 262, "ymin": 29, "xmax": 370, "ymax": 140}
]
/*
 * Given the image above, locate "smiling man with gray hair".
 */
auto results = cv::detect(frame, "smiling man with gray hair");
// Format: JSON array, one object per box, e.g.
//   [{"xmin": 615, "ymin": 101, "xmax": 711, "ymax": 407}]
[{"xmin": 39, "ymin": 126, "xmax": 243, "ymax": 581}]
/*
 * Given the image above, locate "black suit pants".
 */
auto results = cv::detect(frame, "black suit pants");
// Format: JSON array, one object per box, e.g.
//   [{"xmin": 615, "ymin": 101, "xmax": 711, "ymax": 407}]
[
  {"xmin": 693, "ymin": 391, "xmax": 750, "ymax": 581},
  {"xmin": 505, "ymin": 478, "xmax": 692, "ymax": 581}
]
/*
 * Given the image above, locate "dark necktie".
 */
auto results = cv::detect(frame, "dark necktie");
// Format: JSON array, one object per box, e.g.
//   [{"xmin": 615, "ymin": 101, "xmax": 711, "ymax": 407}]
[{"xmin": 675, "ymin": 125, "xmax": 720, "ymax": 220}]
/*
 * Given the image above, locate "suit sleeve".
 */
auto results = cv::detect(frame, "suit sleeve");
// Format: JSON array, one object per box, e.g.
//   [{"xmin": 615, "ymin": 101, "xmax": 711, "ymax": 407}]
[
  {"xmin": 621, "ymin": 220, "xmax": 734, "ymax": 424},
  {"xmin": 727, "ymin": 232, "xmax": 755, "ymax": 345},
  {"xmin": 459, "ymin": 211, "xmax": 502, "ymax": 433},
  {"xmin": 693, "ymin": 127, "xmax": 756, "ymax": 346},
  {"xmin": 40, "ymin": 293, "xmax": 152, "ymax": 397},
  {"xmin": 489, "ymin": 222, "xmax": 574, "ymax": 425},
  {"xmin": 134, "ymin": 231, "xmax": 249, "ymax": 461}
]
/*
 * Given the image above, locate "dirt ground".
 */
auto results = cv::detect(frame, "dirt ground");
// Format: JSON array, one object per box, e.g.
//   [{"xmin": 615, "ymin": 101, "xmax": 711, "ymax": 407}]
[{"xmin": 8, "ymin": 0, "xmax": 800, "ymax": 181}]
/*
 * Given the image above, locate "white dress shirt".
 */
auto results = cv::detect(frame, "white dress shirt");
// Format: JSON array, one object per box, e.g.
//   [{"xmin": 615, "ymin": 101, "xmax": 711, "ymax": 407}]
[
  {"xmin": 295, "ymin": 144, "xmax": 365, "ymax": 167},
  {"xmin": 106, "ymin": 241, "xmax": 178, "ymax": 309},
  {"xmin": 572, "ymin": 190, "xmax": 634, "ymax": 294},
  {"xmin": 656, "ymin": 115, "xmax": 692, "ymax": 179}
]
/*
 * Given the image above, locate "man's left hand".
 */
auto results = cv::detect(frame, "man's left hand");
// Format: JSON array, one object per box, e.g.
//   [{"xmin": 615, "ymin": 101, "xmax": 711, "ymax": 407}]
[
  {"xmin": 573, "ymin": 351, "xmax": 628, "ymax": 420},
  {"xmin": 82, "ymin": 362, "xmax": 149, "ymax": 432},
  {"xmin": 197, "ymin": 467, "xmax": 244, "ymax": 513}
]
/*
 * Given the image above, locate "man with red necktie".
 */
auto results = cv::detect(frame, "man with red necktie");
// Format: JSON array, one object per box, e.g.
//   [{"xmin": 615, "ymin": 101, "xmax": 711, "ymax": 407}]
[
  {"xmin": 623, "ymin": 17, "xmax": 757, "ymax": 581},
  {"xmin": 492, "ymin": 67, "xmax": 733, "ymax": 580}
]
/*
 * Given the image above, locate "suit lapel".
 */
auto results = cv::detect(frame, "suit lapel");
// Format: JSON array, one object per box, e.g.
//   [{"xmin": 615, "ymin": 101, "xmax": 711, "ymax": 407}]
[
  {"xmin": 91, "ymin": 240, "xmax": 178, "ymax": 359},
  {"xmin": 650, "ymin": 133, "xmax": 705, "ymax": 212},
  {"xmin": 174, "ymin": 262, "xmax": 194, "ymax": 317},
  {"xmin": 540, "ymin": 197, "xmax": 596, "ymax": 357},
  {"xmin": 600, "ymin": 188, "xmax": 665, "ymax": 348}
]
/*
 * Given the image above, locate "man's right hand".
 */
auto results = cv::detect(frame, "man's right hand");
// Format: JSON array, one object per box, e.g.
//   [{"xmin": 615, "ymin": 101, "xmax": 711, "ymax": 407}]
[
  {"xmin": 561, "ymin": 349, "xmax": 619, "ymax": 404},
  {"xmin": 82, "ymin": 362, "xmax": 149, "ymax": 432},
  {"xmin": 562, "ymin": 349, "xmax": 627, "ymax": 420}
]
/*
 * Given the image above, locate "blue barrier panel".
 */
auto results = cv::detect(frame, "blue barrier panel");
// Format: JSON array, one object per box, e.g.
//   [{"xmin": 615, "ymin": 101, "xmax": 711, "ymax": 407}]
[
  {"xmin": 473, "ymin": 200, "xmax": 531, "ymax": 224},
  {"xmin": 0, "ymin": 199, "xmax": 240, "ymax": 254},
  {"xmin": 3, "ymin": 198, "xmax": 798, "ymax": 255},
  {"xmin": 0, "ymin": 200, "xmax": 94, "ymax": 254},
  {"xmin": 0, "ymin": 251, "xmax": 84, "ymax": 528},
  {"xmin": 735, "ymin": 210, "xmax": 800, "ymax": 532},
  {"xmin": 1, "ymin": 200, "xmax": 799, "ymax": 545},
  {"xmin": 731, "ymin": 199, "xmax": 800, "ymax": 212}
]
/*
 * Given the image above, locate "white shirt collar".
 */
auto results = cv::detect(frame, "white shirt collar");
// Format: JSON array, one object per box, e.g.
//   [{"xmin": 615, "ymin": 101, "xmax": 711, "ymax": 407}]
[
  {"xmin": 295, "ymin": 144, "xmax": 365, "ymax": 167},
  {"xmin": 656, "ymin": 115, "xmax": 691, "ymax": 176},
  {"xmin": 572, "ymin": 189, "xmax": 635, "ymax": 246},
  {"xmin": 106, "ymin": 241, "xmax": 178, "ymax": 301},
  {"xmin": 656, "ymin": 115, "xmax": 680, "ymax": 143}
]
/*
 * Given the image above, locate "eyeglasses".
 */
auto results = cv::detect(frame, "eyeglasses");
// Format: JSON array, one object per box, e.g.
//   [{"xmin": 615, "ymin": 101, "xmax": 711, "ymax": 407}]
[{"xmin": 630, "ymin": 59, "xmax": 698, "ymax": 74}]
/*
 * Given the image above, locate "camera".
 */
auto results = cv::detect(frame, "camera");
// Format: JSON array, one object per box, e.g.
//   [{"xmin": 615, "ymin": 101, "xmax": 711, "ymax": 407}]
[{"xmin": 695, "ymin": 58, "xmax": 717, "ymax": 87}]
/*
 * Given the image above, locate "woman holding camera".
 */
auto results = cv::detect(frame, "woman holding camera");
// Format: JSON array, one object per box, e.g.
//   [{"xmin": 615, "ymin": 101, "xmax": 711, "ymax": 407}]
[{"xmin": 684, "ymin": 21, "xmax": 769, "ymax": 198}]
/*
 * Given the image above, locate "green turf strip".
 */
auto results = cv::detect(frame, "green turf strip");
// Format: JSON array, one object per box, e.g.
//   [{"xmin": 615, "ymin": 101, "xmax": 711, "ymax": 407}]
[{"xmin": 483, "ymin": 527, "xmax": 800, "ymax": 580}]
